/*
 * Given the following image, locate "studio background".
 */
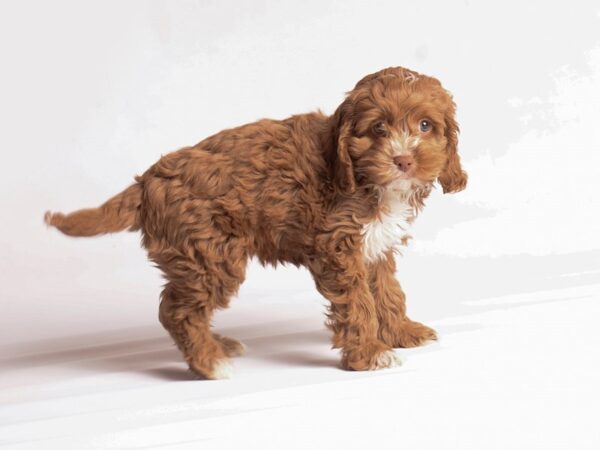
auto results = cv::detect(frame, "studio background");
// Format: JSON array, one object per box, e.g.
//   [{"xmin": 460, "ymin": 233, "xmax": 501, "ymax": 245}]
[{"xmin": 1, "ymin": 1, "xmax": 599, "ymax": 449}]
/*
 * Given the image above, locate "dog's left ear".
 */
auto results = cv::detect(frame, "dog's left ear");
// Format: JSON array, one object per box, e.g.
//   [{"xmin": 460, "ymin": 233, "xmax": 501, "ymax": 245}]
[{"xmin": 438, "ymin": 105, "xmax": 468, "ymax": 193}]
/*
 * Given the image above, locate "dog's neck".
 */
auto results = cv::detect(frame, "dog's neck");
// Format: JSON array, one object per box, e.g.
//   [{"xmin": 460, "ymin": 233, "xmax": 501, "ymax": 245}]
[{"xmin": 361, "ymin": 180, "xmax": 431, "ymax": 262}]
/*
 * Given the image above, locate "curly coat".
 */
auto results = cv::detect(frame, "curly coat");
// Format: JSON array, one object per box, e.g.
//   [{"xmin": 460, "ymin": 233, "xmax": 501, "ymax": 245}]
[{"xmin": 45, "ymin": 67, "xmax": 467, "ymax": 379}]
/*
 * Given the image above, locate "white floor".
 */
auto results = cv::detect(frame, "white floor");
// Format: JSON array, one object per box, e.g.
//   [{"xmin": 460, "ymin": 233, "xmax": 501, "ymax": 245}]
[
  {"xmin": 2, "ymin": 255, "xmax": 599, "ymax": 450},
  {"xmin": 2, "ymin": 2, "xmax": 600, "ymax": 448}
]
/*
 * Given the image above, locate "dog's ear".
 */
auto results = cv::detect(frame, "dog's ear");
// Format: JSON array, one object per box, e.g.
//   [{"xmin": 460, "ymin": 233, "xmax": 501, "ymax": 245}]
[
  {"xmin": 438, "ymin": 105, "xmax": 467, "ymax": 193},
  {"xmin": 330, "ymin": 101, "xmax": 357, "ymax": 194},
  {"xmin": 335, "ymin": 119, "xmax": 357, "ymax": 194}
]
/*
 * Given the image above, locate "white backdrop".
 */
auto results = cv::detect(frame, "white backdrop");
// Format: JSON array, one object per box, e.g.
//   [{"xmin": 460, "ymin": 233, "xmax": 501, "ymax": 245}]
[{"xmin": 1, "ymin": 1, "xmax": 599, "ymax": 449}]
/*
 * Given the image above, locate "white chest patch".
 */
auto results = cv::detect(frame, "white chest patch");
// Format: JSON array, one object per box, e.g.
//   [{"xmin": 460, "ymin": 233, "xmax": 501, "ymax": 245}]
[{"xmin": 362, "ymin": 184, "xmax": 417, "ymax": 263}]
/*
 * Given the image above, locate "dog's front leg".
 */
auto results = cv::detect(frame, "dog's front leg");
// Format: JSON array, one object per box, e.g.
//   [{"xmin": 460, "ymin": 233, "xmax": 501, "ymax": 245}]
[
  {"xmin": 309, "ymin": 252, "xmax": 401, "ymax": 371},
  {"xmin": 367, "ymin": 250, "xmax": 437, "ymax": 347}
]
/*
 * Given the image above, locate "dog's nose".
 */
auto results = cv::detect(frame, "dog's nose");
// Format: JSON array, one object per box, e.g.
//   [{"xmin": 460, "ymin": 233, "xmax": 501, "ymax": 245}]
[{"xmin": 393, "ymin": 155, "xmax": 414, "ymax": 172}]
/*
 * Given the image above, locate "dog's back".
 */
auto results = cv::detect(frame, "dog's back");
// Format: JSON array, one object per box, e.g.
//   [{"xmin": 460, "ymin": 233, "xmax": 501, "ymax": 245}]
[{"xmin": 137, "ymin": 112, "xmax": 330, "ymax": 266}]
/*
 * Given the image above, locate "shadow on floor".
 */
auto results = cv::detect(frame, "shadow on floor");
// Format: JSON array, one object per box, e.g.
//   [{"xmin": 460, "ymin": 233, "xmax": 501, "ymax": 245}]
[{"xmin": 1, "ymin": 250, "xmax": 598, "ymax": 381}]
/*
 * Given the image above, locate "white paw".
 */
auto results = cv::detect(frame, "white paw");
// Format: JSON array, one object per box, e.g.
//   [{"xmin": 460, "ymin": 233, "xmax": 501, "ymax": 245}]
[
  {"xmin": 372, "ymin": 350, "xmax": 402, "ymax": 370},
  {"xmin": 211, "ymin": 359, "xmax": 234, "ymax": 379}
]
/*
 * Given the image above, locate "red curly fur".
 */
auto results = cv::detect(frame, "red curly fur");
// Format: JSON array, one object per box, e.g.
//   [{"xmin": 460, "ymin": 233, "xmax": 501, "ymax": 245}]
[{"xmin": 45, "ymin": 67, "xmax": 467, "ymax": 379}]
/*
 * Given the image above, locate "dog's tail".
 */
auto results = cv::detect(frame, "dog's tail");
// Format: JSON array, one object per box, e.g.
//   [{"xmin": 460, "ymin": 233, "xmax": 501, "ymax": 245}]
[{"xmin": 44, "ymin": 182, "xmax": 142, "ymax": 237}]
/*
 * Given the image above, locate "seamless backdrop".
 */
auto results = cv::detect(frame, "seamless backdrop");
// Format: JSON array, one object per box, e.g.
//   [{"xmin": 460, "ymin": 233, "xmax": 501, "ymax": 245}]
[{"xmin": 1, "ymin": 1, "xmax": 599, "ymax": 449}]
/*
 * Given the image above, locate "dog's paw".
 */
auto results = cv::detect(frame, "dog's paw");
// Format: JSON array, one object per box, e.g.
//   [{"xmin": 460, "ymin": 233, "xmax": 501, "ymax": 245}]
[
  {"xmin": 215, "ymin": 335, "xmax": 246, "ymax": 357},
  {"xmin": 342, "ymin": 341, "xmax": 402, "ymax": 371},
  {"xmin": 210, "ymin": 359, "xmax": 234, "ymax": 380},
  {"xmin": 393, "ymin": 320, "xmax": 437, "ymax": 348},
  {"xmin": 371, "ymin": 349, "xmax": 402, "ymax": 370},
  {"xmin": 186, "ymin": 355, "xmax": 234, "ymax": 380}
]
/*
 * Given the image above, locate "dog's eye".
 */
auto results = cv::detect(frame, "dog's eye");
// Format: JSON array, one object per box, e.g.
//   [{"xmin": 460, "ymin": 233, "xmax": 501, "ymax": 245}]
[
  {"xmin": 372, "ymin": 121, "xmax": 387, "ymax": 136},
  {"xmin": 419, "ymin": 119, "xmax": 432, "ymax": 133}
]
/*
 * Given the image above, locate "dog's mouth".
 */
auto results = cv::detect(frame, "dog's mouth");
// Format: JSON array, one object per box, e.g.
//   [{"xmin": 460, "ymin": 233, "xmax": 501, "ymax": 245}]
[
  {"xmin": 392, "ymin": 165, "xmax": 419, "ymax": 182},
  {"xmin": 387, "ymin": 171, "xmax": 432, "ymax": 193},
  {"xmin": 395, "ymin": 170, "xmax": 415, "ymax": 180},
  {"xmin": 388, "ymin": 176, "xmax": 418, "ymax": 192}
]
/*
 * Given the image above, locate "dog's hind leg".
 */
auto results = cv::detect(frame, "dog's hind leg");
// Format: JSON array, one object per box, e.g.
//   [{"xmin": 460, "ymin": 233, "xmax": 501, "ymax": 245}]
[{"xmin": 154, "ymin": 241, "xmax": 248, "ymax": 379}]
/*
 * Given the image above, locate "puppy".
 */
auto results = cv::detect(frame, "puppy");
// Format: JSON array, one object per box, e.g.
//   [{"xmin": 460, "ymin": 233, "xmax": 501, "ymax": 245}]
[{"xmin": 45, "ymin": 67, "xmax": 467, "ymax": 379}]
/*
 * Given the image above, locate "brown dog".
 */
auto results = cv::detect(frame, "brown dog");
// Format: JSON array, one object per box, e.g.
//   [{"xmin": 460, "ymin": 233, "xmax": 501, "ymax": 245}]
[{"xmin": 45, "ymin": 67, "xmax": 467, "ymax": 379}]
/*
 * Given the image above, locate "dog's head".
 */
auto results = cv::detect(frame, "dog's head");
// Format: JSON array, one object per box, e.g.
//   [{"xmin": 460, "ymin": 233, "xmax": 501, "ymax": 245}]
[{"xmin": 331, "ymin": 67, "xmax": 467, "ymax": 195}]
